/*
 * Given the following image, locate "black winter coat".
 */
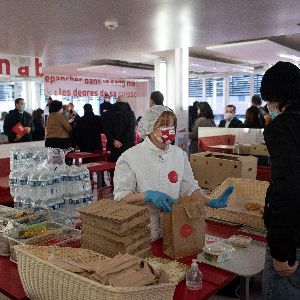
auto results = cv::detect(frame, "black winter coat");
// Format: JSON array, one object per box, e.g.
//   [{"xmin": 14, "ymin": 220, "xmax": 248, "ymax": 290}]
[
  {"xmin": 74, "ymin": 111, "xmax": 102, "ymax": 152},
  {"xmin": 4, "ymin": 109, "xmax": 33, "ymax": 143},
  {"xmin": 100, "ymin": 102, "xmax": 113, "ymax": 116},
  {"xmin": 103, "ymin": 102, "xmax": 136, "ymax": 152},
  {"xmin": 219, "ymin": 117, "xmax": 243, "ymax": 128},
  {"xmin": 264, "ymin": 104, "xmax": 300, "ymax": 264}
]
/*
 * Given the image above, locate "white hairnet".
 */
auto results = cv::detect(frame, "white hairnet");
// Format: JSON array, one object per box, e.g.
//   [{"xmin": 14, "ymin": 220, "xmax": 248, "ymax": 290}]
[{"xmin": 138, "ymin": 105, "xmax": 173, "ymax": 139}]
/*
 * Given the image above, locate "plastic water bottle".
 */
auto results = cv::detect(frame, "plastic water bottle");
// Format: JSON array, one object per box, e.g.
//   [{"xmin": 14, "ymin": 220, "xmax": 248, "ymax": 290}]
[{"xmin": 186, "ymin": 260, "xmax": 202, "ymax": 290}]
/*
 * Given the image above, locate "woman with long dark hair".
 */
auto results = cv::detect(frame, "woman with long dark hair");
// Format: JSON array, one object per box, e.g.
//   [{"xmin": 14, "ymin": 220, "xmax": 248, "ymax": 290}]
[
  {"xmin": 32, "ymin": 108, "xmax": 45, "ymax": 141},
  {"xmin": 189, "ymin": 101, "xmax": 216, "ymax": 154},
  {"xmin": 243, "ymin": 106, "xmax": 263, "ymax": 128}
]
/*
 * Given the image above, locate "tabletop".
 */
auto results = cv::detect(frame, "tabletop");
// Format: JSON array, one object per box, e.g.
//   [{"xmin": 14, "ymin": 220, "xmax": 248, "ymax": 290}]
[
  {"xmin": 0, "ymin": 220, "xmax": 266, "ymax": 300},
  {"xmin": 81, "ymin": 161, "xmax": 116, "ymax": 173}
]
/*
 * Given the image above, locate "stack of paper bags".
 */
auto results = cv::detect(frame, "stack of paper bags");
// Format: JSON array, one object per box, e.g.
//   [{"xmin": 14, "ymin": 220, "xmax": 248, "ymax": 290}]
[{"xmin": 78, "ymin": 200, "xmax": 151, "ymax": 258}]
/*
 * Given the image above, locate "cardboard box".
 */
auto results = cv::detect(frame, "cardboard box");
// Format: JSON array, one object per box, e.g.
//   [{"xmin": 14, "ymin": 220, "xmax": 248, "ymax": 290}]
[
  {"xmin": 237, "ymin": 144, "xmax": 251, "ymax": 155},
  {"xmin": 250, "ymin": 144, "xmax": 269, "ymax": 156},
  {"xmin": 190, "ymin": 152, "xmax": 258, "ymax": 190}
]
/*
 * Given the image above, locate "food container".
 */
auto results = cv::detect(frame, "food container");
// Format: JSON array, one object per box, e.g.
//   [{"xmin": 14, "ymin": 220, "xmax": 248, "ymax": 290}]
[
  {"xmin": 4, "ymin": 210, "xmax": 34, "ymax": 221},
  {"xmin": 0, "ymin": 220, "xmax": 19, "ymax": 256},
  {"xmin": 228, "ymin": 235, "xmax": 252, "ymax": 248},
  {"xmin": 0, "ymin": 206, "xmax": 18, "ymax": 219},
  {"xmin": 202, "ymin": 242, "xmax": 235, "ymax": 263},
  {"xmin": 27, "ymin": 228, "xmax": 81, "ymax": 247},
  {"xmin": 4, "ymin": 221, "xmax": 66, "ymax": 263}
]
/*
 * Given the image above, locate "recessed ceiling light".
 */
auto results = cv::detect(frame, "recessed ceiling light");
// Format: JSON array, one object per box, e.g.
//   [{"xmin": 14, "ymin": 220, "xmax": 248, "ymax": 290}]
[
  {"xmin": 121, "ymin": 70, "xmax": 127, "ymax": 73},
  {"xmin": 190, "ymin": 63, "xmax": 200, "ymax": 67}
]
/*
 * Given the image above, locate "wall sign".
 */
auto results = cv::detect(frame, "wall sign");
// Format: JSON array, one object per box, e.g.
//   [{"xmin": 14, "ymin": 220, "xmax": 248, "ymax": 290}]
[
  {"xmin": 0, "ymin": 54, "xmax": 43, "ymax": 77},
  {"xmin": 44, "ymin": 74, "xmax": 150, "ymax": 117}
]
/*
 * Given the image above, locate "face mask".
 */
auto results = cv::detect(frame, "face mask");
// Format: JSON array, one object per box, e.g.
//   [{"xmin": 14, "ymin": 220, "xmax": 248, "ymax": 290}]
[
  {"xmin": 224, "ymin": 113, "xmax": 234, "ymax": 121},
  {"xmin": 64, "ymin": 111, "xmax": 70, "ymax": 118},
  {"xmin": 159, "ymin": 126, "xmax": 176, "ymax": 144},
  {"xmin": 267, "ymin": 105, "xmax": 279, "ymax": 120},
  {"xmin": 19, "ymin": 104, "xmax": 25, "ymax": 112}
]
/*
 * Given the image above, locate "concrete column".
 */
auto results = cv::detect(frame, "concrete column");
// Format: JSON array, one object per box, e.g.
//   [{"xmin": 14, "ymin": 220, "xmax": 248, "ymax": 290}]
[{"xmin": 155, "ymin": 48, "xmax": 189, "ymax": 131}]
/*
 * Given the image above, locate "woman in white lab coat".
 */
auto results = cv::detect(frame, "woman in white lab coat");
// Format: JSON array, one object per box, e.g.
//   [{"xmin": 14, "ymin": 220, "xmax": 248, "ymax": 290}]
[{"xmin": 114, "ymin": 105, "xmax": 232, "ymax": 241}]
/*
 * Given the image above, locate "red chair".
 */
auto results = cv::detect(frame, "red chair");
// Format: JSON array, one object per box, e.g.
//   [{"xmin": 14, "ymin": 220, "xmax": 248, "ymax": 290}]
[
  {"xmin": 256, "ymin": 166, "xmax": 271, "ymax": 182},
  {"xmin": 198, "ymin": 135, "xmax": 236, "ymax": 152},
  {"xmin": 100, "ymin": 134, "xmax": 111, "ymax": 161}
]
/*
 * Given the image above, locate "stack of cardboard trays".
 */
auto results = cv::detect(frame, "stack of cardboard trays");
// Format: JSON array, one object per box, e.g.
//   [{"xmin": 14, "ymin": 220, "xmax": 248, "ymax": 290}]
[{"xmin": 78, "ymin": 200, "xmax": 151, "ymax": 258}]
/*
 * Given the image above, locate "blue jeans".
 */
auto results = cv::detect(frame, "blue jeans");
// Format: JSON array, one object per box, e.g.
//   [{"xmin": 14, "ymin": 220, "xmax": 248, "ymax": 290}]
[{"xmin": 263, "ymin": 247, "xmax": 300, "ymax": 300}]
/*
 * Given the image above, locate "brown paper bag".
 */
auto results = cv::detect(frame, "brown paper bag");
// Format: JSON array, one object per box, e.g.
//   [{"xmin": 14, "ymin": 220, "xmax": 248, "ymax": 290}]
[{"xmin": 163, "ymin": 196, "xmax": 205, "ymax": 259}]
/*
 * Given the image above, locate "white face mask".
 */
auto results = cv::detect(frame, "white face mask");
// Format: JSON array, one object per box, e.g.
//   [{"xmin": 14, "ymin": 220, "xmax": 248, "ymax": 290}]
[{"xmin": 224, "ymin": 112, "xmax": 234, "ymax": 121}]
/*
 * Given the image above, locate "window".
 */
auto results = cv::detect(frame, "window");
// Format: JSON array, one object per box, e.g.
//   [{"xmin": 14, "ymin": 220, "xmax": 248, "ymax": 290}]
[
  {"xmin": 189, "ymin": 77, "xmax": 202, "ymax": 98},
  {"xmin": 254, "ymin": 74, "xmax": 263, "ymax": 95},
  {"xmin": 0, "ymin": 84, "xmax": 14, "ymax": 101},
  {"xmin": 228, "ymin": 75, "xmax": 251, "ymax": 115},
  {"xmin": 205, "ymin": 78, "xmax": 214, "ymax": 98},
  {"xmin": 229, "ymin": 75, "xmax": 250, "ymax": 96}
]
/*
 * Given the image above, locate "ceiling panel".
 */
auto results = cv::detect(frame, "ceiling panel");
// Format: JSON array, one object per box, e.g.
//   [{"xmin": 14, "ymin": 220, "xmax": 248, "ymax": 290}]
[{"xmin": 1, "ymin": 0, "xmax": 300, "ymax": 68}]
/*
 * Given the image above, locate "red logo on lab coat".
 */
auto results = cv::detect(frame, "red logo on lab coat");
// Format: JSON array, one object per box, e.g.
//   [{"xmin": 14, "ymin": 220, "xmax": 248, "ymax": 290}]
[
  {"xmin": 168, "ymin": 171, "xmax": 178, "ymax": 183},
  {"xmin": 180, "ymin": 224, "xmax": 193, "ymax": 238}
]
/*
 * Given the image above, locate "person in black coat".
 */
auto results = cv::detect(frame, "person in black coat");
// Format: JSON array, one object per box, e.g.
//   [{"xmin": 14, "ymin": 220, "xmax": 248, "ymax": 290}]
[
  {"xmin": 4, "ymin": 98, "xmax": 33, "ymax": 143},
  {"xmin": 32, "ymin": 108, "xmax": 45, "ymax": 141},
  {"xmin": 74, "ymin": 104, "xmax": 102, "ymax": 153},
  {"xmin": 188, "ymin": 101, "xmax": 199, "ymax": 131},
  {"xmin": 260, "ymin": 61, "xmax": 300, "ymax": 299},
  {"xmin": 100, "ymin": 93, "xmax": 113, "ymax": 116},
  {"xmin": 103, "ymin": 96, "xmax": 136, "ymax": 162},
  {"xmin": 219, "ymin": 105, "xmax": 243, "ymax": 128},
  {"xmin": 252, "ymin": 94, "xmax": 266, "ymax": 127}
]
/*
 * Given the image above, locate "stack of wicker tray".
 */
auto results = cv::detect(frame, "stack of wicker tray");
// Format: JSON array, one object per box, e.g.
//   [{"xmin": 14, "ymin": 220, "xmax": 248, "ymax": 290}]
[
  {"xmin": 205, "ymin": 178, "xmax": 269, "ymax": 230},
  {"xmin": 78, "ymin": 200, "xmax": 151, "ymax": 257}
]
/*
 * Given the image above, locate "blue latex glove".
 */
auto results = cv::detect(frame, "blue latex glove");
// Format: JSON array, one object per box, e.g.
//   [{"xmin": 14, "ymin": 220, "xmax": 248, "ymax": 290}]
[
  {"xmin": 144, "ymin": 190, "xmax": 177, "ymax": 212},
  {"xmin": 208, "ymin": 186, "xmax": 234, "ymax": 209}
]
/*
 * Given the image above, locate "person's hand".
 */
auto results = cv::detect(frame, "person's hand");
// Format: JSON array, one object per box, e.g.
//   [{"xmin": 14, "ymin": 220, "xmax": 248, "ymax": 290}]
[
  {"xmin": 113, "ymin": 140, "xmax": 123, "ymax": 148},
  {"xmin": 15, "ymin": 134, "xmax": 22, "ymax": 141},
  {"xmin": 68, "ymin": 116, "xmax": 75, "ymax": 123},
  {"xmin": 144, "ymin": 190, "xmax": 177, "ymax": 212},
  {"xmin": 25, "ymin": 127, "xmax": 31, "ymax": 133},
  {"xmin": 208, "ymin": 186, "xmax": 234, "ymax": 208},
  {"xmin": 273, "ymin": 259, "xmax": 298, "ymax": 277}
]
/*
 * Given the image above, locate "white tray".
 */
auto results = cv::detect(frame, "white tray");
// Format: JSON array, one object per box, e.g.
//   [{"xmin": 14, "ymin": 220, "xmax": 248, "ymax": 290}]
[{"xmin": 197, "ymin": 239, "xmax": 266, "ymax": 277}]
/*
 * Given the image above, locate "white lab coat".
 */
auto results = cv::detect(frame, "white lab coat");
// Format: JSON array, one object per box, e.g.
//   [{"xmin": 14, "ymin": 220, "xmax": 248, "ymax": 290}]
[{"xmin": 114, "ymin": 137, "xmax": 199, "ymax": 241}]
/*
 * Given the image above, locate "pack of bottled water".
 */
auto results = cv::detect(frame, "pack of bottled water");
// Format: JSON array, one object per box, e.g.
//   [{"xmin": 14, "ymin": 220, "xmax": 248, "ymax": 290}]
[{"xmin": 9, "ymin": 147, "xmax": 93, "ymax": 211}]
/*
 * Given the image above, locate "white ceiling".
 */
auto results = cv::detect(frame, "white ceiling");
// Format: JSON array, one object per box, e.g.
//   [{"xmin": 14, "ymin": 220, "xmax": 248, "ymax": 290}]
[
  {"xmin": 205, "ymin": 39, "xmax": 300, "ymax": 65},
  {"xmin": 1, "ymin": 0, "xmax": 300, "ymax": 74}
]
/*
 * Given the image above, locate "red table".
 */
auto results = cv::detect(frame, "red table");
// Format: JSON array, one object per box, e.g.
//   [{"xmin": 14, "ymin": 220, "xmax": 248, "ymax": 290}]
[
  {"xmin": 81, "ymin": 161, "xmax": 116, "ymax": 188},
  {"xmin": 65, "ymin": 151, "xmax": 103, "ymax": 165},
  {"xmin": 0, "ymin": 220, "xmax": 266, "ymax": 300},
  {"xmin": 0, "ymin": 176, "xmax": 13, "ymax": 206}
]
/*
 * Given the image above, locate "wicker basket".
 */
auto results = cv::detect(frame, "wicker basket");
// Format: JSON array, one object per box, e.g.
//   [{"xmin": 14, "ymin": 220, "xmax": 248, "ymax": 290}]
[
  {"xmin": 15, "ymin": 246, "xmax": 177, "ymax": 300},
  {"xmin": 205, "ymin": 178, "xmax": 269, "ymax": 229}
]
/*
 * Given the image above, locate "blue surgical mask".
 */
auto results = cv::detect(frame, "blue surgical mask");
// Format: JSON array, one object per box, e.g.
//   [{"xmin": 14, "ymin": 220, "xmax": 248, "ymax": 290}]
[
  {"xmin": 267, "ymin": 105, "xmax": 279, "ymax": 120},
  {"xmin": 19, "ymin": 104, "xmax": 25, "ymax": 112},
  {"xmin": 269, "ymin": 111, "xmax": 279, "ymax": 120}
]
